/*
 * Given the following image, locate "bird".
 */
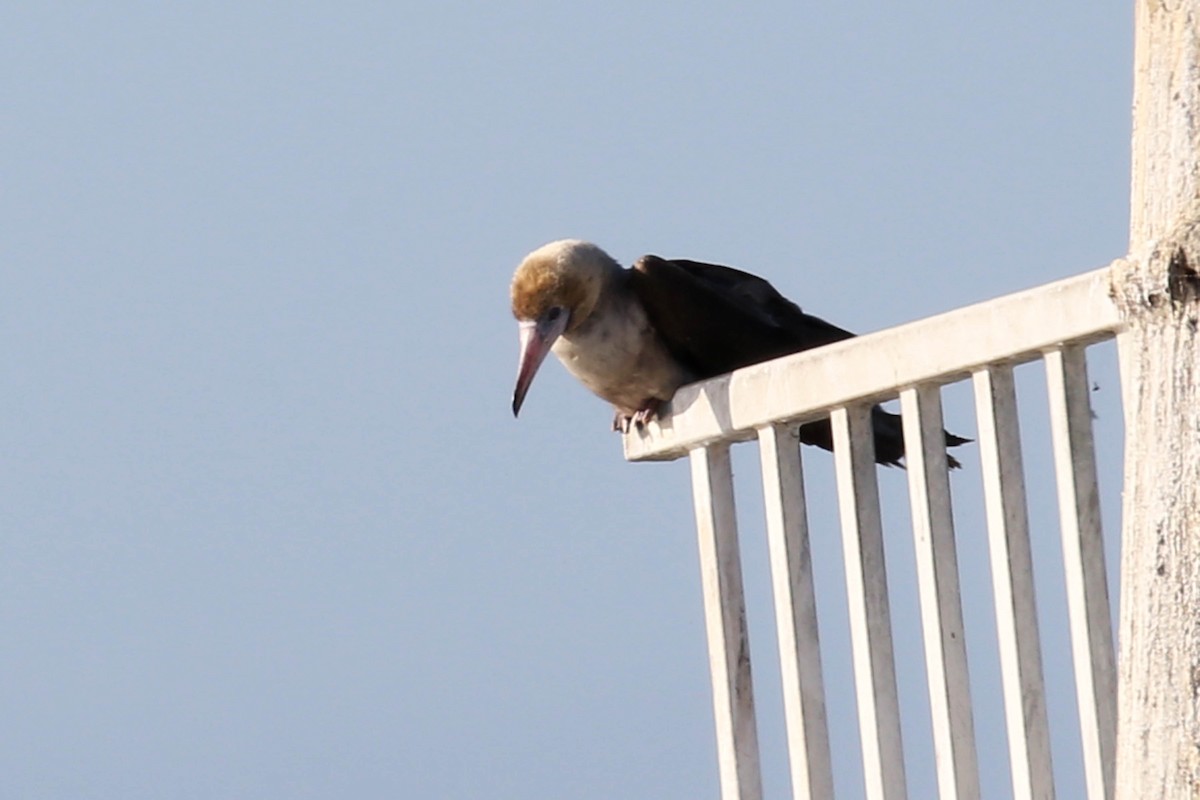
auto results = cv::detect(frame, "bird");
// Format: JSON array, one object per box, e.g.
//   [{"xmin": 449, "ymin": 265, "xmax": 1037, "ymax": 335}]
[{"xmin": 510, "ymin": 239, "xmax": 970, "ymax": 467}]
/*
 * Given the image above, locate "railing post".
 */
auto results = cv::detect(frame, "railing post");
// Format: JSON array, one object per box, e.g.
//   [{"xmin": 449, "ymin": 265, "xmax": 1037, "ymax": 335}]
[
  {"xmin": 758, "ymin": 423, "xmax": 835, "ymax": 800},
  {"xmin": 689, "ymin": 444, "xmax": 763, "ymax": 800},
  {"xmin": 900, "ymin": 386, "xmax": 980, "ymax": 800},
  {"xmin": 832, "ymin": 405, "xmax": 907, "ymax": 800},
  {"xmin": 1113, "ymin": 1, "xmax": 1200, "ymax": 796},
  {"xmin": 1044, "ymin": 346, "xmax": 1115, "ymax": 800},
  {"xmin": 973, "ymin": 366, "xmax": 1055, "ymax": 800}
]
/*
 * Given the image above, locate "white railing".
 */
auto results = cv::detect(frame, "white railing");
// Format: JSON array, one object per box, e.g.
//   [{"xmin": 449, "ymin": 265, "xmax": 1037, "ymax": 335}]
[{"xmin": 622, "ymin": 266, "xmax": 1124, "ymax": 800}]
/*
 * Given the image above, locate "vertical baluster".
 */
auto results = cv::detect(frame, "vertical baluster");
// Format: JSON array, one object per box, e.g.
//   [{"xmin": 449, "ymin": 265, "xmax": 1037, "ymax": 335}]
[
  {"xmin": 758, "ymin": 423, "xmax": 835, "ymax": 799},
  {"xmin": 690, "ymin": 444, "xmax": 764, "ymax": 800},
  {"xmin": 1044, "ymin": 346, "xmax": 1116, "ymax": 800},
  {"xmin": 900, "ymin": 385, "xmax": 981, "ymax": 800},
  {"xmin": 973, "ymin": 366, "xmax": 1055, "ymax": 800},
  {"xmin": 832, "ymin": 405, "xmax": 908, "ymax": 800}
]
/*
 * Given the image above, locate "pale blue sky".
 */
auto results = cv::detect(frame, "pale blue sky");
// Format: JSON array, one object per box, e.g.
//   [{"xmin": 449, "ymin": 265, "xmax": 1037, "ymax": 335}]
[{"xmin": 3, "ymin": 4, "xmax": 1131, "ymax": 799}]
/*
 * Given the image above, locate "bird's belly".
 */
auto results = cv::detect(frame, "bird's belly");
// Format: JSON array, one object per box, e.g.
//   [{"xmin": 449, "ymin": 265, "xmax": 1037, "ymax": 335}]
[{"xmin": 553, "ymin": 330, "xmax": 689, "ymax": 415}]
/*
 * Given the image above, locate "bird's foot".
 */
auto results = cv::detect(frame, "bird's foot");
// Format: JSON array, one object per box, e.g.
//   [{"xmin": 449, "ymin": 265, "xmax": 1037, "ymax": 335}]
[
  {"xmin": 632, "ymin": 400, "xmax": 662, "ymax": 428},
  {"xmin": 612, "ymin": 399, "xmax": 664, "ymax": 434}
]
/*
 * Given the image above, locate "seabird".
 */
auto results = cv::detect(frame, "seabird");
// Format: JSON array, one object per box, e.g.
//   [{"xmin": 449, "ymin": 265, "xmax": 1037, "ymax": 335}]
[{"xmin": 510, "ymin": 239, "xmax": 969, "ymax": 467}]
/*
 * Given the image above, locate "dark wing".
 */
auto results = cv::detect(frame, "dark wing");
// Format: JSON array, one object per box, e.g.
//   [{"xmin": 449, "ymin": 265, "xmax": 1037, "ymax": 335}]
[
  {"xmin": 629, "ymin": 255, "xmax": 970, "ymax": 468},
  {"xmin": 629, "ymin": 255, "xmax": 854, "ymax": 379}
]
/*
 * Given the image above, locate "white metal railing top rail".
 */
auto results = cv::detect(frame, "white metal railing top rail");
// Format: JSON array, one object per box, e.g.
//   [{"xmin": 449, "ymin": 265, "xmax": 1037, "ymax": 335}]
[
  {"xmin": 622, "ymin": 264, "xmax": 1125, "ymax": 800},
  {"xmin": 623, "ymin": 267, "xmax": 1120, "ymax": 462}
]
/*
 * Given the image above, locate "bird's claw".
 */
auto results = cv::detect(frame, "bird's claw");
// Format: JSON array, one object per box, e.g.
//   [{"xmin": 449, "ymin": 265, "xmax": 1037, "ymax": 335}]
[
  {"xmin": 612, "ymin": 400, "xmax": 663, "ymax": 434},
  {"xmin": 632, "ymin": 406, "xmax": 657, "ymax": 427}
]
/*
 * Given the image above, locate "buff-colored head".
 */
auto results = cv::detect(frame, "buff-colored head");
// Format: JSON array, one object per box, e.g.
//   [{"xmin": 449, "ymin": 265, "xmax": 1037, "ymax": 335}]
[
  {"xmin": 509, "ymin": 239, "xmax": 618, "ymax": 326},
  {"xmin": 509, "ymin": 240, "xmax": 620, "ymax": 416}
]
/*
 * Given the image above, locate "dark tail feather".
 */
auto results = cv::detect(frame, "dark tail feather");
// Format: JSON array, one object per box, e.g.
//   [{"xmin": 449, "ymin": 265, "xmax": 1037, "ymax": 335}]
[{"xmin": 796, "ymin": 407, "xmax": 971, "ymax": 469}]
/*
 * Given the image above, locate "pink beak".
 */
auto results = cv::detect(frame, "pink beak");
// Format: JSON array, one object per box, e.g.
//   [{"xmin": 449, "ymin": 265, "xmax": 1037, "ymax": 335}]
[{"xmin": 511, "ymin": 311, "xmax": 570, "ymax": 416}]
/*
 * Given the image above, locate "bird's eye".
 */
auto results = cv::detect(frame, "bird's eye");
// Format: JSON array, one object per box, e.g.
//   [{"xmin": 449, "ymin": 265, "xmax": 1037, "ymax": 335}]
[{"xmin": 546, "ymin": 307, "xmax": 562, "ymax": 322}]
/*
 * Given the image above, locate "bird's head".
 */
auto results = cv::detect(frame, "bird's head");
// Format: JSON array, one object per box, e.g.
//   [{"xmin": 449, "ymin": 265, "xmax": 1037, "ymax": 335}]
[{"xmin": 509, "ymin": 239, "xmax": 617, "ymax": 416}]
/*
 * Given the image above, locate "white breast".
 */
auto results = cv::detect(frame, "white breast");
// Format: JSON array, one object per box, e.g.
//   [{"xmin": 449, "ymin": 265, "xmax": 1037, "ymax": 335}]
[{"xmin": 551, "ymin": 296, "xmax": 691, "ymax": 415}]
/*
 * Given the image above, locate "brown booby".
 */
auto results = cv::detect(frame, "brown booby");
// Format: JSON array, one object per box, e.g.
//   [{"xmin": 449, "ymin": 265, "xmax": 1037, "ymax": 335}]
[{"xmin": 510, "ymin": 239, "xmax": 969, "ymax": 467}]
